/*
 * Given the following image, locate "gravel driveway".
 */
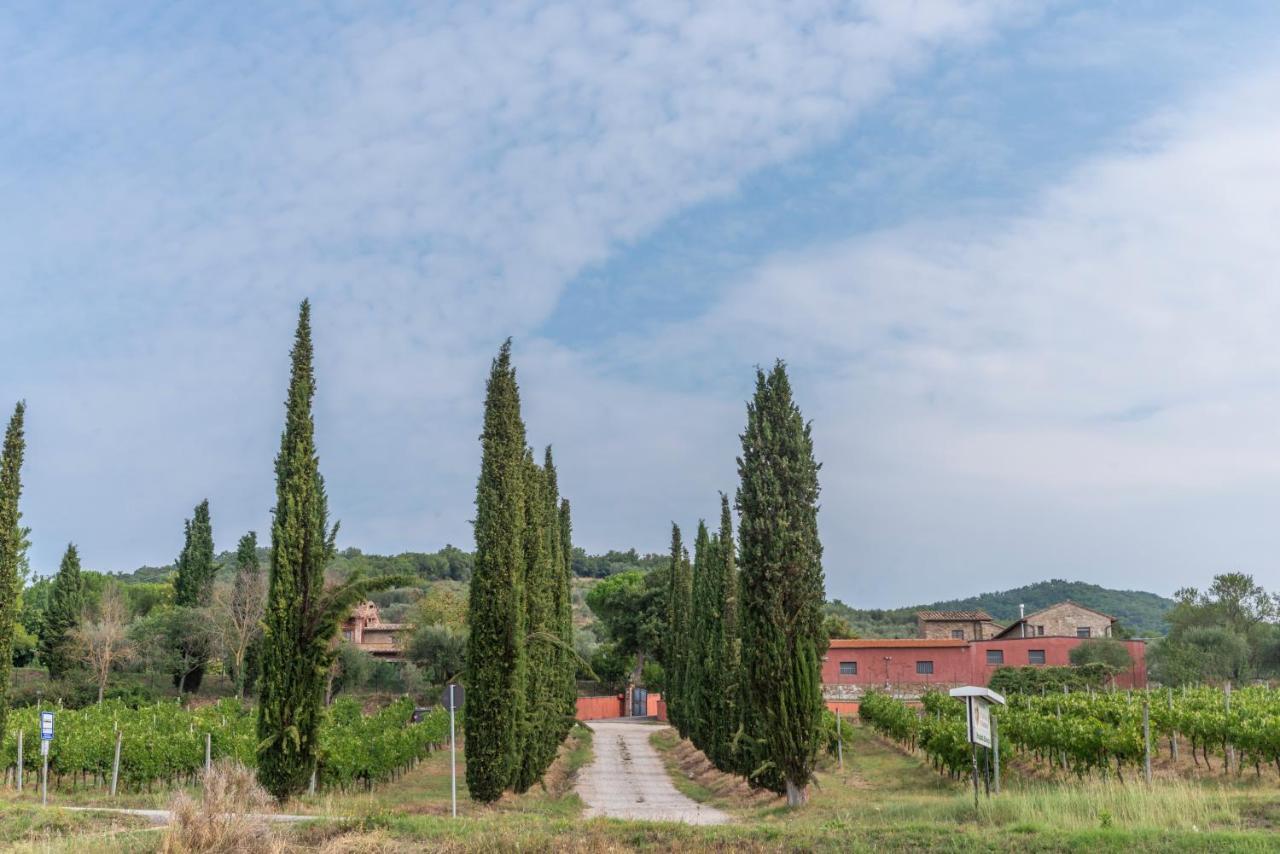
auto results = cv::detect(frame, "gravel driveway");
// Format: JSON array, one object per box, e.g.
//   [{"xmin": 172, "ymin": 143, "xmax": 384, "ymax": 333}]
[{"xmin": 577, "ymin": 720, "xmax": 729, "ymax": 825}]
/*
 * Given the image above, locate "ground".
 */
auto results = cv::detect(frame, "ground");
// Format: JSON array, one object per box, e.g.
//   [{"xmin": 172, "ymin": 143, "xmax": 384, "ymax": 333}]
[{"xmin": 5, "ymin": 720, "xmax": 1280, "ymax": 851}]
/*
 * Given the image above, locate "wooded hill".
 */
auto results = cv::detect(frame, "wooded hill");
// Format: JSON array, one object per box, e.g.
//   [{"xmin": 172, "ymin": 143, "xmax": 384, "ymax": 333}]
[{"xmin": 827, "ymin": 579, "xmax": 1175, "ymax": 638}]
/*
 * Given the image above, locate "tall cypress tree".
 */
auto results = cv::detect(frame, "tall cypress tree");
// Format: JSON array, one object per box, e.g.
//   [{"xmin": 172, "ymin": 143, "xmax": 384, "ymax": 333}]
[
  {"xmin": 513, "ymin": 451, "xmax": 556, "ymax": 792},
  {"xmin": 736, "ymin": 362, "xmax": 825, "ymax": 807},
  {"xmin": 664, "ymin": 524, "xmax": 692, "ymax": 737},
  {"xmin": 465, "ymin": 340, "xmax": 528, "ymax": 803},
  {"xmin": 544, "ymin": 450, "xmax": 574, "ymax": 740},
  {"xmin": 172, "ymin": 499, "xmax": 215, "ymax": 691},
  {"xmin": 0, "ymin": 402, "xmax": 27, "ymax": 738},
  {"xmin": 257, "ymin": 301, "xmax": 395, "ymax": 802},
  {"xmin": 711, "ymin": 492, "xmax": 740, "ymax": 772},
  {"xmin": 685, "ymin": 520, "xmax": 712, "ymax": 750},
  {"xmin": 557, "ymin": 498, "xmax": 575, "ymax": 736},
  {"xmin": 38, "ymin": 543, "xmax": 85, "ymax": 680}
]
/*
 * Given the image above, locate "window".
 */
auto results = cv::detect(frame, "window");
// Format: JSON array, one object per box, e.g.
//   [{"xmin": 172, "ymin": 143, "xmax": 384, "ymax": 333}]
[
  {"xmin": 839, "ymin": 661, "xmax": 857, "ymax": 676},
  {"xmin": 1037, "ymin": 625, "xmax": 1045, "ymax": 636},
  {"xmin": 985, "ymin": 649, "xmax": 1004, "ymax": 665},
  {"xmin": 951, "ymin": 629, "xmax": 965, "ymax": 639},
  {"xmin": 916, "ymin": 660, "xmax": 934, "ymax": 675},
  {"xmin": 1077, "ymin": 627, "xmax": 1092, "ymax": 638},
  {"xmin": 342, "ymin": 630, "xmax": 353, "ymax": 642},
  {"xmin": 1028, "ymin": 649, "xmax": 1046, "ymax": 665}
]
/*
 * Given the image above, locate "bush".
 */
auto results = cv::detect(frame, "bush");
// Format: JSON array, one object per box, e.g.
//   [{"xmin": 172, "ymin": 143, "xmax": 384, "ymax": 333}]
[
  {"xmin": 1069, "ymin": 638, "xmax": 1133, "ymax": 671},
  {"xmin": 988, "ymin": 662, "xmax": 1113, "ymax": 695},
  {"xmin": 162, "ymin": 760, "xmax": 281, "ymax": 854}
]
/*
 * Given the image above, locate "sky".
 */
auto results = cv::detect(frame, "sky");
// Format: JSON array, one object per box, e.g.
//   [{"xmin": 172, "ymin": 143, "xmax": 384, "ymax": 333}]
[{"xmin": 5, "ymin": 1, "xmax": 1280, "ymax": 607}]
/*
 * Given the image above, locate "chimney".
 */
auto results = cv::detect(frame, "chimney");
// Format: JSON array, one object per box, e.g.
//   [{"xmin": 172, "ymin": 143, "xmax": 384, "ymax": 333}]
[{"xmin": 1020, "ymin": 604, "xmax": 1025, "ymax": 638}]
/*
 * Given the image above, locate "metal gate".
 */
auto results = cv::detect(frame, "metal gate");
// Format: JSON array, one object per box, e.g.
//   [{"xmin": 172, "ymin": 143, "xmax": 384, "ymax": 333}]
[{"xmin": 631, "ymin": 687, "xmax": 648, "ymax": 717}]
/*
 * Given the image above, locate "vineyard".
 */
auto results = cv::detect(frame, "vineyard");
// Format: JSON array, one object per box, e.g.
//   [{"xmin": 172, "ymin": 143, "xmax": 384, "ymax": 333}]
[
  {"xmin": 860, "ymin": 685, "xmax": 1280, "ymax": 783},
  {"xmin": 0, "ymin": 698, "xmax": 449, "ymax": 794}
]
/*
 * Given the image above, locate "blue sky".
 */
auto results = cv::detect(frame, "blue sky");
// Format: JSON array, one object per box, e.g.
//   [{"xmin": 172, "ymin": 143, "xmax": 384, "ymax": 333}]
[{"xmin": 5, "ymin": 2, "xmax": 1280, "ymax": 607}]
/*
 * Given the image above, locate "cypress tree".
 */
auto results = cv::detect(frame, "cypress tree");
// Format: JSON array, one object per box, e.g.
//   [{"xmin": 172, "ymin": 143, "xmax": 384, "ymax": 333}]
[
  {"xmin": 38, "ymin": 543, "xmax": 86, "ymax": 680},
  {"xmin": 172, "ymin": 499, "xmax": 215, "ymax": 691},
  {"xmin": 231, "ymin": 531, "xmax": 264, "ymax": 700},
  {"xmin": 545, "ymin": 450, "xmax": 574, "ymax": 740},
  {"xmin": 711, "ymin": 492, "xmax": 740, "ymax": 772},
  {"xmin": 736, "ymin": 362, "xmax": 825, "ymax": 807},
  {"xmin": 257, "ymin": 301, "xmax": 396, "ymax": 802},
  {"xmin": 513, "ymin": 451, "xmax": 556, "ymax": 792},
  {"xmin": 557, "ymin": 498, "xmax": 575, "ymax": 735},
  {"xmin": 465, "ymin": 339, "xmax": 528, "ymax": 803},
  {"xmin": 685, "ymin": 520, "xmax": 712, "ymax": 750},
  {"xmin": 0, "ymin": 402, "xmax": 27, "ymax": 738},
  {"xmin": 664, "ymin": 524, "xmax": 692, "ymax": 737}
]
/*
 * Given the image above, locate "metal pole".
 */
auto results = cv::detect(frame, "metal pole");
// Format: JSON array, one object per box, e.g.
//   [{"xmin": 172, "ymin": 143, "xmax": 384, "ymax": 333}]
[
  {"xmin": 992, "ymin": 713, "xmax": 1000, "ymax": 795},
  {"xmin": 836, "ymin": 709, "xmax": 844, "ymax": 772},
  {"xmin": 41, "ymin": 750, "xmax": 48, "ymax": 807},
  {"xmin": 1142, "ymin": 699, "xmax": 1152, "ymax": 785},
  {"xmin": 111, "ymin": 731, "xmax": 122, "ymax": 797},
  {"xmin": 450, "ymin": 684, "xmax": 458, "ymax": 819},
  {"xmin": 16, "ymin": 729, "xmax": 22, "ymax": 793},
  {"xmin": 968, "ymin": 700, "xmax": 979, "ymax": 812}
]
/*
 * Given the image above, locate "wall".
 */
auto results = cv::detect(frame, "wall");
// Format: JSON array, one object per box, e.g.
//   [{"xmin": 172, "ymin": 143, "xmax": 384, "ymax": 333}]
[
  {"xmin": 918, "ymin": 619, "xmax": 999, "ymax": 641},
  {"xmin": 576, "ymin": 695, "xmax": 624, "ymax": 720},
  {"xmin": 1023, "ymin": 603, "xmax": 1112, "ymax": 638}
]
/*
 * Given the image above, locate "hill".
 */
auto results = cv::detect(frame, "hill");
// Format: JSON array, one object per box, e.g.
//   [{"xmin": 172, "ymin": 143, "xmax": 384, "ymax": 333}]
[{"xmin": 827, "ymin": 579, "xmax": 1174, "ymax": 638}]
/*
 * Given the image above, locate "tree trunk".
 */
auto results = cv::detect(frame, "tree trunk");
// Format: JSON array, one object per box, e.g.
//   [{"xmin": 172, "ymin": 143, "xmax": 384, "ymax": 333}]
[
  {"xmin": 785, "ymin": 777, "xmax": 808, "ymax": 808},
  {"xmin": 97, "ymin": 680, "xmax": 105, "ymax": 704}
]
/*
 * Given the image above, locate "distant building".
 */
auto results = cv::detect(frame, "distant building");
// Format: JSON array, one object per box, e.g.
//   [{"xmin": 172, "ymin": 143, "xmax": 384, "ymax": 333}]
[
  {"xmin": 340, "ymin": 601, "xmax": 406, "ymax": 660},
  {"xmin": 915, "ymin": 609, "xmax": 1001, "ymax": 641},
  {"xmin": 823, "ymin": 601, "xmax": 1144, "ymax": 707},
  {"xmin": 990, "ymin": 601, "xmax": 1115, "ymax": 640}
]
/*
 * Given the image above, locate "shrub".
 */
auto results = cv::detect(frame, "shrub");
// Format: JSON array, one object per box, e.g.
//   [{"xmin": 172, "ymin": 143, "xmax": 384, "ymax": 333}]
[{"xmin": 161, "ymin": 760, "xmax": 281, "ymax": 854}]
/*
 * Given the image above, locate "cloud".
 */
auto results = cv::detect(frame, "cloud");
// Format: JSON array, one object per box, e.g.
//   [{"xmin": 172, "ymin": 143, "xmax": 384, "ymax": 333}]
[{"xmin": 0, "ymin": 2, "xmax": 1020, "ymax": 574}]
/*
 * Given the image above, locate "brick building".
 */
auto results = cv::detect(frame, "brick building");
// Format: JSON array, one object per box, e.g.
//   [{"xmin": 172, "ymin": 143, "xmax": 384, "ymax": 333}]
[
  {"xmin": 991, "ymin": 601, "xmax": 1115, "ymax": 640},
  {"xmin": 339, "ymin": 601, "xmax": 406, "ymax": 660},
  {"xmin": 915, "ymin": 609, "xmax": 1001, "ymax": 640}
]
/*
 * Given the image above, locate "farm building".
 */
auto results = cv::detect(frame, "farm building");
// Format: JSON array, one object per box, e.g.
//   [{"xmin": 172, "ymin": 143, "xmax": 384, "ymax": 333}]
[
  {"xmin": 340, "ymin": 601, "xmax": 407, "ymax": 660},
  {"xmin": 915, "ymin": 609, "xmax": 1001, "ymax": 640},
  {"xmin": 823, "ymin": 601, "xmax": 1146, "ymax": 708}
]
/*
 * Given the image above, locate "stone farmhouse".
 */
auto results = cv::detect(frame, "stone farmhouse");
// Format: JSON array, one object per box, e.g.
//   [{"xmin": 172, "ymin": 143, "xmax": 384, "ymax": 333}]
[{"xmin": 339, "ymin": 601, "xmax": 406, "ymax": 660}]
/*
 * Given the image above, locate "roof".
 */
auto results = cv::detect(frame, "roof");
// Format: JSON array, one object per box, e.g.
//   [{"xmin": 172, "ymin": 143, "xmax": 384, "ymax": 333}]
[
  {"xmin": 916, "ymin": 610, "xmax": 993, "ymax": 622},
  {"xmin": 827, "ymin": 638, "xmax": 969, "ymax": 649}
]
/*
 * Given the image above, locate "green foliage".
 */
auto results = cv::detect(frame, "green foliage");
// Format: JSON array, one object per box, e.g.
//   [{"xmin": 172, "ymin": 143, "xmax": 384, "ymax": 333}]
[
  {"xmin": 1070, "ymin": 638, "xmax": 1134, "ymax": 671},
  {"xmin": 662, "ymin": 524, "xmax": 692, "ymax": 737},
  {"xmin": 38, "ymin": 544, "xmax": 86, "ymax": 680},
  {"xmin": 571, "ymin": 547, "xmax": 666, "ymax": 578},
  {"xmin": 332, "ymin": 641, "xmax": 376, "ymax": 696},
  {"xmin": 588, "ymin": 642, "xmax": 630, "ymax": 693},
  {"xmin": 988, "ymin": 662, "xmax": 1115, "ymax": 695},
  {"xmin": 130, "ymin": 606, "xmax": 214, "ymax": 693},
  {"xmin": 465, "ymin": 339, "xmax": 528, "ymax": 803},
  {"xmin": 584, "ymin": 570, "xmax": 666, "ymax": 663},
  {"xmin": 822, "ymin": 613, "xmax": 856, "ymax": 640},
  {"xmin": 555, "ymin": 494, "xmax": 576, "ymax": 740},
  {"xmin": 405, "ymin": 623, "xmax": 467, "ymax": 686},
  {"xmin": 171, "ymin": 500, "xmax": 215, "ymax": 692},
  {"xmin": 736, "ymin": 362, "xmax": 825, "ymax": 801},
  {"xmin": 409, "ymin": 583, "xmax": 468, "ymax": 631},
  {"xmin": 685, "ymin": 521, "xmax": 713, "ymax": 750},
  {"xmin": 257, "ymin": 301, "xmax": 403, "ymax": 802},
  {"xmin": 0, "ymin": 401, "xmax": 25, "ymax": 739}
]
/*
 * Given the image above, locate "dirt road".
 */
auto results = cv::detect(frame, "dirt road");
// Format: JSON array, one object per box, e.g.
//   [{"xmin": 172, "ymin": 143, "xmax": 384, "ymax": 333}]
[{"xmin": 576, "ymin": 720, "xmax": 729, "ymax": 825}]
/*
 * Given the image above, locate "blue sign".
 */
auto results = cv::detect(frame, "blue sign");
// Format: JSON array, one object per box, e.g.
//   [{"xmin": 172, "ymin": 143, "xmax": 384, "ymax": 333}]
[{"xmin": 40, "ymin": 711, "xmax": 54, "ymax": 741}]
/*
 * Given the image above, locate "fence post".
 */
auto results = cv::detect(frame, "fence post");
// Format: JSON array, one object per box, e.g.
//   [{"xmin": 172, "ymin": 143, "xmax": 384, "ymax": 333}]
[
  {"xmin": 1142, "ymin": 698, "xmax": 1152, "ymax": 785},
  {"xmin": 1224, "ymin": 682, "xmax": 1234, "ymax": 775},
  {"xmin": 16, "ymin": 729, "xmax": 22, "ymax": 793},
  {"xmin": 205, "ymin": 733, "xmax": 212, "ymax": 776},
  {"xmin": 1168, "ymin": 688, "xmax": 1178, "ymax": 763},
  {"xmin": 836, "ymin": 709, "xmax": 844, "ymax": 772},
  {"xmin": 993, "ymin": 713, "xmax": 1000, "ymax": 795},
  {"xmin": 111, "ymin": 731, "xmax": 122, "ymax": 797}
]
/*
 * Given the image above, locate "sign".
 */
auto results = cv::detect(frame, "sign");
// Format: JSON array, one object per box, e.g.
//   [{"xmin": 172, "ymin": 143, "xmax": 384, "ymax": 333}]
[
  {"xmin": 968, "ymin": 698, "xmax": 992, "ymax": 748},
  {"xmin": 40, "ymin": 712, "xmax": 54, "ymax": 741},
  {"xmin": 442, "ymin": 683, "xmax": 464, "ymax": 712}
]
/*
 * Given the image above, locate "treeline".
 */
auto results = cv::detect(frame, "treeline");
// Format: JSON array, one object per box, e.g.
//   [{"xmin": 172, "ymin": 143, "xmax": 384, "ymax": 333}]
[
  {"xmin": 464, "ymin": 341, "xmax": 576, "ymax": 803},
  {"xmin": 1149, "ymin": 573, "xmax": 1280, "ymax": 685}
]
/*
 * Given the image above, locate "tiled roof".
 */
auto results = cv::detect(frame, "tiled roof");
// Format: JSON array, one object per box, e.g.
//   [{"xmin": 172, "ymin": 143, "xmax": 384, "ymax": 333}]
[
  {"xmin": 827, "ymin": 638, "xmax": 968, "ymax": 649},
  {"xmin": 915, "ymin": 610, "xmax": 993, "ymax": 622}
]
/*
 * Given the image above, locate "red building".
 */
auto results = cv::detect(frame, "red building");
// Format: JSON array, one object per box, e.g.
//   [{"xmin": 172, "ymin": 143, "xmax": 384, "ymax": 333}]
[{"xmin": 822, "ymin": 635, "xmax": 1147, "ymax": 705}]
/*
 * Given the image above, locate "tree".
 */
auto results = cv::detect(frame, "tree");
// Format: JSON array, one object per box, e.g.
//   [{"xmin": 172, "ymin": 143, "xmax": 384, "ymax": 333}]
[
  {"xmin": 405, "ymin": 623, "xmax": 467, "ymax": 686},
  {"xmin": 822, "ymin": 614, "xmax": 856, "ymax": 640},
  {"xmin": 409, "ymin": 584, "xmax": 468, "ymax": 631},
  {"xmin": 39, "ymin": 543, "xmax": 86, "ymax": 680},
  {"xmin": 132, "ymin": 606, "xmax": 215, "ymax": 695},
  {"xmin": 736, "ymin": 362, "xmax": 826, "ymax": 807},
  {"xmin": 544, "ymin": 449, "xmax": 575, "ymax": 742},
  {"xmin": 256, "ymin": 301, "xmax": 399, "ymax": 802},
  {"xmin": 1068, "ymin": 638, "xmax": 1132, "ymax": 672},
  {"xmin": 76, "ymin": 582, "xmax": 133, "ymax": 703},
  {"xmin": 557, "ymin": 498, "xmax": 576, "ymax": 737},
  {"xmin": 706, "ymin": 492, "xmax": 740, "ymax": 771},
  {"xmin": 172, "ymin": 500, "xmax": 216, "ymax": 692},
  {"xmin": 214, "ymin": 531, "xmax": 266, "ymax": 700},
  {"xmin": 513, "ymin": 452, "xmax": 556, "ymax": 793},
  {"xmin": 0, "ymin": 402, "xmax": 26, "ymax": 738},
  {"xmin": 584, "ymin": 570, "xmax": 665, "ymax": 668},
  {"xmin": 663, "ymin": 524, "xmax": 692, "ymax": 738},
  {"xmin": 685, "ymin": 520, "xmax": 712, "ymax": 749},
  {"xmin": 465, "ymin": 339, "xmax": 528, "ymax": 803}
]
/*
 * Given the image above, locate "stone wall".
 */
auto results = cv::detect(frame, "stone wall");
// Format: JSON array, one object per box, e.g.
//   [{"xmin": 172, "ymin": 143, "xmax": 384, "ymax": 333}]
[
  {"xmin": 918, "ymin": 619, "xmax": 999, "ymax": 640},
  {"xmin": 1024, "ymin": 602, "xmax": 1111, "ymax": 638}
]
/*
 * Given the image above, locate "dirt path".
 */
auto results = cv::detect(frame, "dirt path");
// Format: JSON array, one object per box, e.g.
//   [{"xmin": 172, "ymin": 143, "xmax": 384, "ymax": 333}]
[{"xmin": 577, "ymin": 720, "xmax": 729, "ymax": 825}]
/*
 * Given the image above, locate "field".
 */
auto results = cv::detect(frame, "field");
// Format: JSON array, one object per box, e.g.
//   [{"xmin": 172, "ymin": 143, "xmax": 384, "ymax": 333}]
[{"xmin": 5, "ymin": 714, "xmax": 1280, "ymax": 852}]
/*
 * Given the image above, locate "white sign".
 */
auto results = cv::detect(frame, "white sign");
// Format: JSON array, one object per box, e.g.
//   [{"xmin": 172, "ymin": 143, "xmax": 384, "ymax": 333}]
[
  {"xmin": 40, "ymin": 711, "xmax": 54, "ymax": 741},
  {"xmin": 969, "ymin": 698, "xmax": 992, "ymax": 748}
]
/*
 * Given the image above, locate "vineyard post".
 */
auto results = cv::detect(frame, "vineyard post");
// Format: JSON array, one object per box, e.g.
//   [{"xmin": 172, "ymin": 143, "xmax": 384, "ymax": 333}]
[
  {"xmin": 110, "ymin": 731, "xmax": 121, "ymax": 797},
  {"xmin": 1225, "ymin": 682, "xmax": 1234, "ymax": 775},
  {"xmin": 1142, "ymin": 698, "xmax": 1151, "ymax": 785},
  {"xmin": 1168, "ymin": 689, "xmax": 1177, "ymax": 762},
  {"xmin": 204, "ymin": 733, "xmax": 211, "ymax": 776},
  {"xmin": 16, "ymin": 729, "xmax": 21, "ymax": 792},
  {"xmin": 836, "ymin": 709, "xmax": 844, "ymax": 772},
  {"xmin": 992, "ymin": 714, "xmax": 1000, "ymax": 794}
]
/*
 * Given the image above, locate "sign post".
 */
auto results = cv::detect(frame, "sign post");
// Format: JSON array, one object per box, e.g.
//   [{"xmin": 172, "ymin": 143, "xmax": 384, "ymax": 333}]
[
  {"xmin": 949, "ymin": 687, "xmax": 1005, "ymax": 813},
  {"xmin": 442, "ymin": 683, "xmax": 464, "ymax": 818},
  {"xmin": 39, "ymin": 711, "xmax": 54, "ymax": 807}
]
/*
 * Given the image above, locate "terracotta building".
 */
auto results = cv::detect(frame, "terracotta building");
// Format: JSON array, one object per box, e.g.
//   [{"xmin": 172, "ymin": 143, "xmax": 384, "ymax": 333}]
[
  {"xmin": 916, "ymin": 610, "xmax": 1001, "ymax": 640},
  {"xmin": 339, "ymin": 601, "xmax": 406, "ymax": 660}
]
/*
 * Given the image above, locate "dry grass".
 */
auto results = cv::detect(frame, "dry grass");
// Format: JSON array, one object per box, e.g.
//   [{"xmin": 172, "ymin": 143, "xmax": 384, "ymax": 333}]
[{"xmin": 160, "ymin": 760, "xmax": 283, "ymax": 854}]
